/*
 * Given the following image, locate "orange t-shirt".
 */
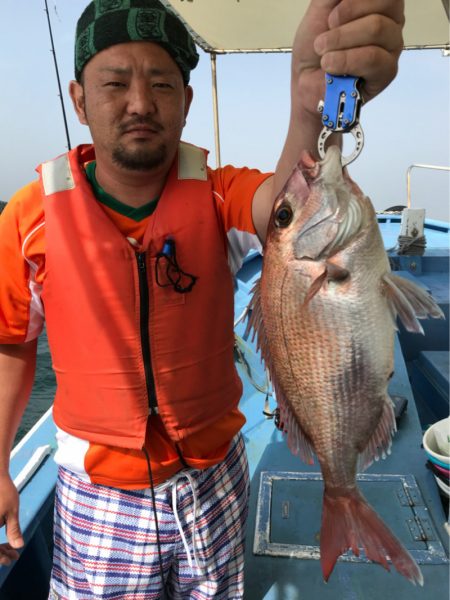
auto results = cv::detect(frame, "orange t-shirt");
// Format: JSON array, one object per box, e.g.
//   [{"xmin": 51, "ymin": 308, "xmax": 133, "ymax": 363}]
[{"xmin": 0, "ymin": 151, "xmax": 271, "ymax": 489}]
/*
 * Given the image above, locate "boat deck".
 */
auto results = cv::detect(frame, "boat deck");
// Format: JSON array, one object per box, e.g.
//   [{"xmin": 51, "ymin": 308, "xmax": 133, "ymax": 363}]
[
  {"xmin": 234, "ymin": 236, "xmax": 449, "ymax": 599},
  {"xmin": 0, "ymin": 216, "xmax": 448, "ymax": 600}
]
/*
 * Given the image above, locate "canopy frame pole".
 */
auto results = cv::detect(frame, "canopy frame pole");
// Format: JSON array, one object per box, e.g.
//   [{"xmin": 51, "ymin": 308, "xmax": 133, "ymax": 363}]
[{"xmin": 210, "ymin": 53, "xmax": 221, "ymax": 168}]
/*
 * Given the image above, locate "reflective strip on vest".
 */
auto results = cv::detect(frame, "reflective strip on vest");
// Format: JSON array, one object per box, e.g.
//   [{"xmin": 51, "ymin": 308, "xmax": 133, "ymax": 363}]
[{"xmin": 41, "ymin": 154, "xmax": 75, "ymax": 195}]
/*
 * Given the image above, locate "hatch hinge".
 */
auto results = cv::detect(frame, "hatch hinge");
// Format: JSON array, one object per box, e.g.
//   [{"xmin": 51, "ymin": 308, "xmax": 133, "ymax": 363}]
[
  {"xmin": 397, "ymin": 482, "xmax": 424, "ymax": 507},
  {"xmin": 407, "ymin": 516, "xmax": 437, "ymax": 542}
]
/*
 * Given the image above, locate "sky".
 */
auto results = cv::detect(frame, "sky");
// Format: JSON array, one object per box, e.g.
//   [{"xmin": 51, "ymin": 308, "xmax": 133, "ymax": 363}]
[{"xmin": 1, "ymin": 1, "xmax": 449, "ymax": 221}]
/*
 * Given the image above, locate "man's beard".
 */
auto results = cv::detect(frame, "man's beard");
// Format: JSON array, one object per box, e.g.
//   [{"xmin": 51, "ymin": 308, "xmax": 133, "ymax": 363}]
[{"xmin": 112, "ymin": 142, "xmax": 167, "ymax": 171}]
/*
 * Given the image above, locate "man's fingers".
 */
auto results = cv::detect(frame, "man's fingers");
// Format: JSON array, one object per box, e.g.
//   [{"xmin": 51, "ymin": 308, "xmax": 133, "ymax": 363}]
[
  {"xmin": 319, "ymin": 46, "xmax": 399, "ymax": 100},
  {"xmin": 329, "ymin": 0, "xmax": 405, "ymax": 29},
  {"xmin": 314, "ymin": 15, "xmax": 403, "ymax": 56},
  {"xmin": 0, "ymin": 511, "xmax": 22, "ymax": 566},
  {"xmin": 312, "ymin": 3, "xmax": 404, "ymax": 104},
  {"xmin": 0, "ymin": 543, "xmax": 20, "ymax": 566}
]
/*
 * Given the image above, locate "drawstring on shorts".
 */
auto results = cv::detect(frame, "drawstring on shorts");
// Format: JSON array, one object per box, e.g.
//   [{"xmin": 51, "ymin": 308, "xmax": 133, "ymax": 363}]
[{"xmin": 156, "ymin": 469, "xmax": 204, "ymax": 575}]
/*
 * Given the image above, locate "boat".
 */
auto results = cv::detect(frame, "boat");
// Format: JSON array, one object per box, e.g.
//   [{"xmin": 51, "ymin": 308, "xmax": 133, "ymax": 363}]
[{"xmin": 1, "ymin": 1, "xmax": 449, "ymax": 598}]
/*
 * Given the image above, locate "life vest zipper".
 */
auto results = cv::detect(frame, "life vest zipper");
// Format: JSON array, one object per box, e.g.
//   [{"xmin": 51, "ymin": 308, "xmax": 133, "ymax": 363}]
[{"xmin": 136, "ymin": 251, "xmax": 158, "ymax": 413}]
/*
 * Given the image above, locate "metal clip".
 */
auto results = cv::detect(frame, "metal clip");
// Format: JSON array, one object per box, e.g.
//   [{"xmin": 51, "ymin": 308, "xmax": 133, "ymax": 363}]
[{"xmin": 317, "ymin": 74, "xmax": 364, "ymax": 166}]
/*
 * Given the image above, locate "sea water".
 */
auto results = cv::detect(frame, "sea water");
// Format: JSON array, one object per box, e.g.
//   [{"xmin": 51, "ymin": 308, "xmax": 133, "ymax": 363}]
[{"xmin": 15, "ymin": 329, "xmax": 55, "ymax": 445}]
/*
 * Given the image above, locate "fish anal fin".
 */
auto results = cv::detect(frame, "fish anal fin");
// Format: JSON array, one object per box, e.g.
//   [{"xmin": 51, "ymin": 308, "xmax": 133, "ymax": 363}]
[
  {"xmin": 382, "ymin": 273, "xmax": 444, "ymax": 334},
  {"xmin": 358, "ymin": 395, "xmax": 397, "ymax": 471},
  {"xmin": 321, "ymin": 487, "xmax": 424, "ymax": 586}
]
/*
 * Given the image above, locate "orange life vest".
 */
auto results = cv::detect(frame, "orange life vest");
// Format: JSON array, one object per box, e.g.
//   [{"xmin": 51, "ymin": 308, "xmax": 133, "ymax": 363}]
[{"xmin": 39, "ymin": 143, "xmax": 242, "ymax": 449}]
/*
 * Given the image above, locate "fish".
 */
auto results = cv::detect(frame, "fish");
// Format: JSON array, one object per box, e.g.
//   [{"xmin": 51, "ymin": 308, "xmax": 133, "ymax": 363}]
[{"xmin": 247, "ymin": 146, "xmax": 445, "ymax": 585}]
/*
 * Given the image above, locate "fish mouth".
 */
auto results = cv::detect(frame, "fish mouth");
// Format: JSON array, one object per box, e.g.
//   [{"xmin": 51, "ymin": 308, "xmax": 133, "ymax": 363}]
[
  {"xmin": 295, "ymin": 146, "xmax": 344, "ymax": 187},
  {"xmin": 317, "ymin": 146, "xmax": 345, "ymax": 183},
  {"xmin": 282, "ymin": 146, "xmax": 344, "ymax": 203},
  {"xmin": 272, "ymin": 146, "xmax": 346, "ymax": 226}
]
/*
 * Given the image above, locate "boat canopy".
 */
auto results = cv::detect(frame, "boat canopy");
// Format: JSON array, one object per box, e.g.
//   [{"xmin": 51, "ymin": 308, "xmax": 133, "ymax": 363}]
[{"xmin": 164, "ymin": 0, "xmax": 450, "ymax": 53}]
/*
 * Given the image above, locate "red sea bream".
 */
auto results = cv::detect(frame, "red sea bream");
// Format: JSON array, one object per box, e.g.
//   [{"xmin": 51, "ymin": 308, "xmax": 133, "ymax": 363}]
[{"xmin": 248, "ymin": 146, "xmax": 444, "ymax": 585}]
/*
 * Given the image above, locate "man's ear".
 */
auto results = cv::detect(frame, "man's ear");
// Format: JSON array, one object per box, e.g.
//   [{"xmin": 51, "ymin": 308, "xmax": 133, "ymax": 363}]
[
  {"xmin": 69, "ymin": 80, "xmax": 88, "ymax": 125},
  {"xmin": 183, "ymin": 85, "xmax": 194, "ymax": 124}
]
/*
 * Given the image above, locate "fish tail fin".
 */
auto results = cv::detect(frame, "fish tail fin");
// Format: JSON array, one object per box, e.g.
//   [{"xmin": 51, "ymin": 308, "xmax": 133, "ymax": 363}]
[{"xmin": 321, "ymin": 487, "xmax": 424, "ymax": 586}]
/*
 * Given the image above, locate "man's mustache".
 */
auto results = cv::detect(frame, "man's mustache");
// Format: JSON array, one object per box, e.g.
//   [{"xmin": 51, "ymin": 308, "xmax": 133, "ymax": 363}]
[{"xmin": 119, "ymin": 118, "xmax": 164, "ymax": 133}]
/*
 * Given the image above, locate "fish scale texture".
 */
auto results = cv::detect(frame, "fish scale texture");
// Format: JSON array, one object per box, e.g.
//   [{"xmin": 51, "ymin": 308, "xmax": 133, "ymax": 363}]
[{"xmin": 261, "ymin": 185, "xmax": 394, "ymax": 488}]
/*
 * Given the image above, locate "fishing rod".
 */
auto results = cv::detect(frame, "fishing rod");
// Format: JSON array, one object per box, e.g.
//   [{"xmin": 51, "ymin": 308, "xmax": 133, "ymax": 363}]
[{"xmin": 44, "ymin": 0, "xmax": 72, "ymax": 151}]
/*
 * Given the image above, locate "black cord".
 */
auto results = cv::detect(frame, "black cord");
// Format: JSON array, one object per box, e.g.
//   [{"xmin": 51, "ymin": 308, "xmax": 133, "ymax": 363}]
[
  {"xmin": 142, "ymin": 445, "xmax": 166, "ymax": 589},
  {"xmin": 155, "ymin": 238, "xmax": 197, "ymax": 294}
]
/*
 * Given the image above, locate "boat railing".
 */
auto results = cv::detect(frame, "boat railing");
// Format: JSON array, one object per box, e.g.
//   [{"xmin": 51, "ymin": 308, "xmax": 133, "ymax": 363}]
[
  {"xmin": 406, "ymin": 163, "xmax": 450, "ymax": 209},
  {"xmin": 0, "ymin": 407, "xmax": 57, "ymax": 590}
]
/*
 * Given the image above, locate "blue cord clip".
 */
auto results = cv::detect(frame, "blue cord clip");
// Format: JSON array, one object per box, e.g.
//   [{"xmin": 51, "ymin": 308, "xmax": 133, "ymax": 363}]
[
  {"xmin": 320, "ymin": 74, "xmax": 362, "ymax": 131},
  {"xmin": 161, "ymin": 238, "xmax": 175, "ymax": 257}
]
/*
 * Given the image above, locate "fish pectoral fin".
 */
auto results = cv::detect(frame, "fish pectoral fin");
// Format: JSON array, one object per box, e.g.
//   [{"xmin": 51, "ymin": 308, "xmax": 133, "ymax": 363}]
[
  {"xmin": 326, "ymin": 262, "xmax": 349, "ymax": 281},
  {"xmin": 358, "ymin": 395, "xmax": 397, "ymax": 471},
  {"xmin": 382, "ymin": 273, "xmax": 445, "ymax": 334},
  {"xmin": 303, "ymin": 262, "xmax": 349, "ymax": 305},
  {"xmin": 303, "ymin": 270, "xmax": 327, "ymax": 305}
]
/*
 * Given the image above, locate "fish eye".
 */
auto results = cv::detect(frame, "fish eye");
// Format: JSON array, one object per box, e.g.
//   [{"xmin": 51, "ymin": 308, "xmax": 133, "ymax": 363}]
[{"xmin": 275, "ymin": 205, "xmax": 293, "ymax": 228}]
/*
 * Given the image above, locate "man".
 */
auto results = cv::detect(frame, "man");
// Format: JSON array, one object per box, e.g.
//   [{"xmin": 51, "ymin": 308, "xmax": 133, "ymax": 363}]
[{"xmin": 0, "ymin": 0, "xmax": 404, "ymax": 598}]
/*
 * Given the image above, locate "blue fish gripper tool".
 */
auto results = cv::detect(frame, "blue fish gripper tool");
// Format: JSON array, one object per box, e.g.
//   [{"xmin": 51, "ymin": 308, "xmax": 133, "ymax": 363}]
[{"xmin": 317, "ymin": 74, "xmax": 364, "ymax": 166}]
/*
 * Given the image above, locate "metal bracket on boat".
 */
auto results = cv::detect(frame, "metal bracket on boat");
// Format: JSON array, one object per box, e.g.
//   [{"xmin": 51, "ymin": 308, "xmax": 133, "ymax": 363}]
[{"xmin": 317, "ymin": 73, "xmax": 364, "ymax": 167}]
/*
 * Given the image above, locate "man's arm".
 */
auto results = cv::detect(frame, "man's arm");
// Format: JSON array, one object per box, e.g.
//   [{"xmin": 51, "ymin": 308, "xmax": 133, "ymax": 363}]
[
  {"xmin": 253, "ymin": 0, "xmax": 405, "ymax": 241},
  {"xmin": 0, "ymin": 340, "xmax": 37, "ymax": 565}
]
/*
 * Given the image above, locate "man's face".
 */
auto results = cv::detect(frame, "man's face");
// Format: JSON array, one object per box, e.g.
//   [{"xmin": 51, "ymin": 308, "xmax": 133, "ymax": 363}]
[{"xmin": 70, "ymin": 41, "xmax": 193, "ymax": 173}]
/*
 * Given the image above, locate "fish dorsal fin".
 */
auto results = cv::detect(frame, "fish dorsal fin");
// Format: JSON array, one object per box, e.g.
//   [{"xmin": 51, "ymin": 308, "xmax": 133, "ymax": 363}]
[
  {"xmin": 382, "ymin": 273, "xmax": 445, "ymax": 334},
  {"xmin": 245, "ymin": 278, "xmax": 264, "ymax": 344},
  {"xmin": 246, "ymin": 279, "xmax": 316, "ymax": 465},
  {"xmin": 358, "ymin": 395, "xmax": 397, "ymax": 471}
]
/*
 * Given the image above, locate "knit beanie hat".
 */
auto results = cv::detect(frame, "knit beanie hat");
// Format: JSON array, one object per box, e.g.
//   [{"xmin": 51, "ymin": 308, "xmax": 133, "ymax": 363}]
[{"xmin": 75, "ymin": 0, "xmax": 199, "ymax": 84}]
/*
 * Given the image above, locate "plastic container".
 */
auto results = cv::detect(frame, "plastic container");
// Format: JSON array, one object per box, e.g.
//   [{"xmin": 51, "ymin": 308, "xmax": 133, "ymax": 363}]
[
  {"xmin": 423, "ymin": 417, "xmax": 450, "ymax": 467},
  {"xmin": 434, "ymin": 475, "xmax": 450, "ymax": 498},
  {"xmin": 432, "ymin": 462, "xmax": 450, "ymax": 477}
]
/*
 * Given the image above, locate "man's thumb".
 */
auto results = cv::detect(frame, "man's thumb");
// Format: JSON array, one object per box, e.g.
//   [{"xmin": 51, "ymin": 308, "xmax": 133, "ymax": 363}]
[{"xmin": 6, "ymin": 516, "xmax": 24, "ymax": 549}]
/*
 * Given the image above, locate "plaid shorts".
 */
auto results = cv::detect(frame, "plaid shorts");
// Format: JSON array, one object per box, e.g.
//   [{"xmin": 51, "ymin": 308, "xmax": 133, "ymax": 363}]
[{"xmin": 49, "ymin": 434, "xmax": 250, "ymax": 600}]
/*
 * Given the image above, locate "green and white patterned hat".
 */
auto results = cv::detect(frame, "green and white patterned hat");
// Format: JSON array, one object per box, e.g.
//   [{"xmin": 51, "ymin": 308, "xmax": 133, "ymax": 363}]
[{"xmin": 75, "ymin": 0, "xmax": 199, "ymax": 84}]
